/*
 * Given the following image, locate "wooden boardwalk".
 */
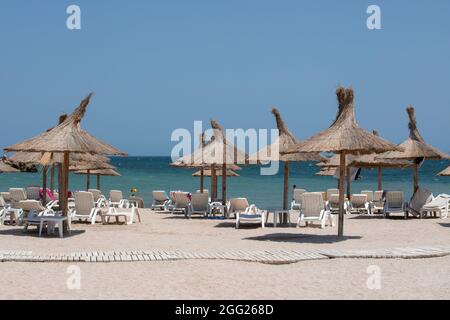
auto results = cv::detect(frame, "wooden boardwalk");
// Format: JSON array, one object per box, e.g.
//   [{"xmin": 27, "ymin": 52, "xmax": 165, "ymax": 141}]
[{"xmin": 2, "ymin": 245, "xmax": 450, "ymax": 265}]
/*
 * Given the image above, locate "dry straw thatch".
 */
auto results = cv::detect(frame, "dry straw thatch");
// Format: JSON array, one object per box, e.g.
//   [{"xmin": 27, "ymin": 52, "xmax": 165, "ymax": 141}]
[
  {"xmin": 283, "ymin": 87, "xmax": 401, "ymax": 237},
  {"xmin": 4, "ymin": 93, "xmax": 127, "ymax": 156},
  {"xmin": 377, "ymin": 107, "xmax": 449, "ymax": 161},
  {"xmin": 251, "ymin": 108, "xmax": 324, "ymax": 162},
  {"xmin": 315, "ymin": 167, "xmax": 337, "ymax": 176},
  {"xmin": 437, "ymin": 166, "xmax": 450, "ymax": 176},
  {"xmin": 3, "ymin": 93, "xmax": 126, "ymax": 218},
  {"xmin": 376, "ymin": 106, "xmax": 449, "ymax": 194},
  {"xmin": 283, "ymin": 88, "xmax": 402, "ymax": 155},
  {"xmin": 0, "ymin": 160, "xmax": 19, "ymax": 173},
  {"xmin": 75, "ymin": 169, "xmax": 121, "ymax": 177}
]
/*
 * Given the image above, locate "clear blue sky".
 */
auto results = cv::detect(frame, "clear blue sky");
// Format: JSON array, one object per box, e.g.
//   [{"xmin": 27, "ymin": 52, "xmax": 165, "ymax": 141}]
[{"xmin": 0, "ymin": 0, "xmax": 449, "ymax": 155}]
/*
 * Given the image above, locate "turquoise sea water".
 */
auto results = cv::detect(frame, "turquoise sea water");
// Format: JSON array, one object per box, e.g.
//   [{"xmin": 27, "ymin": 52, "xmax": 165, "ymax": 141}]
[{"xmin": 1, "ymin": 157, "xmax": 449, "ymax": 208}]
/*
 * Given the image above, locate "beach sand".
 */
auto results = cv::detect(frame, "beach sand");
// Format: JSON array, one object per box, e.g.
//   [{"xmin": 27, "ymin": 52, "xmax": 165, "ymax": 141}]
[{"xmin": 1, "ymin": 210, "xmax": 449, "ymax": 299}]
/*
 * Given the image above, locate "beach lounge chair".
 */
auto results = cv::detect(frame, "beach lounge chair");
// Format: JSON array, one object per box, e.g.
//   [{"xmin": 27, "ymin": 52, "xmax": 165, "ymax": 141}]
[
  {"xmin": 151, "ymin": 190, "xmax": 169, "ymax": 211},
  {"xmin": 101, "ymin": 206, "xmax": 140, "ymax": 225},
  {"xmin": 0, "ymin": 196, "xmax": 11, "ymax": 225},
  {"xmin": 327, "ymin": 188, "xmax": 339, "ymax": 200},
  {"xmin": 109, "ymin": 190, "xmax": 124, "ymax": 207},
  {"xmin": 19, "ymin": 200, "xmax": 55, "ymax": 231},
  {"xmin": 297, "ymin": 192, "xmax": 334, "ymax": 228},
  {"xmin": 188, "ymin": 192, "xmax": 210, "ymax": 218},
  {"xmin": 372, "ymin": 191, "xmax": 385, "ymax": 213},
  {"xmin": 230, "ymin": 198, "xmax": 265, "ymax": 229},
  {"xmin": 407, "ymin": 187, "xmax": 433, "ymax": 218},
  {"xmin": 420, "ymin": 194, "xmax": 449, "ymax": 219},
  {"xmin": 70, "ymin": 191, "xmax": 101, "ymax": 224},
  {"xmin": 88, "ymin": 188, "xmax": 106, "ymax": 205},
  {"xmin": 9, "ymin": 188, "xmax": 27, "ymax": 207},
  {"xmin": 383, "ymin": 191, "xmax": 407, "ymax": 218},
  {"xmin": 171, "ymin": 191, "xmax": 191, "ymax": 215},
  {"xmin": 0, "ymin": 192, "xmax": 11, "ymax": 205},
  {"xmin": 348, "ymin": 194, "xmax": 370, "ymax": 214},
  {"xmin": 26, "ymin": 186, "xmax": 41, "ymax": 201},
  {"xmin": 361, "ymin": 190, "xmax": 374, "ymax": 202},
  {"xmin": 291, "ymin": 189, "xmax": 306, "ymax": 210}
]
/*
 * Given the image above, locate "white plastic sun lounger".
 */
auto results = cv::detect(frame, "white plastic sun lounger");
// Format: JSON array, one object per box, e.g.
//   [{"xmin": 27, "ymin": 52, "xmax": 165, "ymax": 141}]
[
  {"xmin": 101, "ymin": 206, "xmax": 140, "ymax": 225},
  {"xmin": 70, "ymin": 191, "xmax": 101, "ymax": 224},
  {"xmin": 151, "ymin": 190, "xmax": 169, "ymax": 211},
  {"xmin": 188, "ymin": 192, "xmax": 210, "ymax": 218},
  {"xmin": 383, "ymin": 191, "xmax": 407, "ymax": 218},
  {"xmin": 291, "ymin": 189, "xmax": 306, "ymax": 210},
  {"xmin": 26, "ymin": 186, "xmax": 41, "ymax": 201},
  {"xmin": 348, "ymin": 194, "xmax": 370, "ymax": 214},
  {"xmin": 232, "ymin": 198, "xmax": 265, "ymax": 229},
  {"xmin": 171, "ymin": 192, "xmax": 191, "ymax": 215},
  {"xmin": 19, "ymin": 200, "xmax": 56, "ymax": 231},
  {"xmin": 297, "ymin": 192, "xmax": 334, "ymax": 228},
  {"xmin": 420, "ymin": 194, "xmax": 449, "ymax": 219},
  {"xmin": 407, "ymin": 187, "xmax": 433, "ymax": 218},
  {"xmin": 372, "ymin": 190, "xmax": 385, "ymax": 213},
  {"xmin": 109, "ymin": 190, "xmax": 125, "ymax": 208}
]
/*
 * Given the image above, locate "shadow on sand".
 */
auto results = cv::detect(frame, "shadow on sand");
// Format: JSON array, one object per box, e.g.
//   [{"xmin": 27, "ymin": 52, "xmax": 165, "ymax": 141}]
[
  {"xmin": 0, "ymin": 227, "xmax": 85, "ymax": 238},
  {"xmin": 244, "ymin": 233, "xmax": 362, "ymax": 244},
  {"xmin": 439, "ymin": 223, "xmax": 450, "ymax": 228}
]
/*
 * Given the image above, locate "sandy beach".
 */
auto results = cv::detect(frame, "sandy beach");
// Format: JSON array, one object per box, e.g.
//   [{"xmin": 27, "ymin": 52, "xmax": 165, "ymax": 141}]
[{"xmin": 1, "ymin": 210, "xmax": 449, "ymax": 299}]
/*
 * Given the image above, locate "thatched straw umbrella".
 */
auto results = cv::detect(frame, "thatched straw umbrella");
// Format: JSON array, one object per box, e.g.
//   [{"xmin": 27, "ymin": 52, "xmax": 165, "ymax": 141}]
[
  {"xmin": 283, "ymin": 87, "xmax": 402, "ymax": 236},
  {"xmin": 171, "ymin": 120, "xmax": 248, "ymax": 204},
  {"xmin": 437, "ymin": 166, "xmax": 450, "ymax": 176},
  {"xmin": 348, "ymin": 131, "xmax": 411, "ymax": 190},
  {"xmin": 4, "ymin": 93, "xmax": 126, "ymax": 219},
  {"xmin": 315, "ymin": 167, "xmax": 337, "ymax": 176},
  {"xmin": 0, "ymin": 160, "xmax": 19, "ymax": 173},
  {"xmin": 251, "ymin": 108, "xmax": 324, "ymax": 210},
  {"xmin": 171, "ymin": 132, "xmax": 241, "ymax": 197},
  {"xmin": 75, "ymin": 168, "xmax": 121, "ymax": 190},
  {"xmin": 377, "ymin": 106, "xmax": 449, "ymax": 194},
  {"xmin": 69, "ymin": 161, "xmax": 116, "ymax": 190}
]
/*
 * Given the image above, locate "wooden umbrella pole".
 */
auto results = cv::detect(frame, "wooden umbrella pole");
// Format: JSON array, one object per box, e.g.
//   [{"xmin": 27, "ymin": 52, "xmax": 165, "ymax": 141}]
[
  {"xmin": 86, "ymin": 169, "xmax": 91, "ymax": 191},
  {"xmin": 338, "ymin": 151, "xmax": 346, "ymax": 237},
  {"xmin": 377, "ymin": 165, "xmax": 382, "ymax": 191},
  {"xmin": 42, "ymin": 165, "xmax": 48, "ymax": 204},
  {"xmin": 200, "ymin": 168, "xmax": 204, "ymax": 193},
  {"xmin": 346, "ymin": 166, "xmax": 351, "ymax": 200},
  {"xmin": 50, "ymin": 164, "xmax": 55, "ymax": 194},
  {"xmin": 283, "ymin": 161, "xmax": 289, "ymax": 210},
  {"xmin": 97, "ymin": 173, "xmax": 101, "ymax": 190},
  {"xmin": 58, "ymin": 163, "xmax": 63, "ymax": 207},
  {"xmin": 211, "ymin": 167, "xmax": 216, "ymax": 201},
  {"xmin": 222, "ymin": 164, "xmax": 227, "ymax": 206},
  {"xmin": 62, "ymin": 151, "xmax": 70, "ymax": 218},
  {"xmin": 413, "ymin": 159, "xmax": 419, "ymax": 194}
]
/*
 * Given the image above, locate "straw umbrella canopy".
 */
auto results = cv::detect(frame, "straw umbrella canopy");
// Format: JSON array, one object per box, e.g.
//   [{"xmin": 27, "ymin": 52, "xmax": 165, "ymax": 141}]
[
  {"xmin": 75, "ymin": 168, "xmax": 121, "ymax": 190},
  {"xmin": 348, "ymin": 131, "xmax": 412, "ymax": 190},
  {"xmin": 315, "ymin": 167, "xmax": 337, "ymax": 176},
  {"xmin": 320, "ymin": 132, "xmax": 411, "ymax": 192},
  {"xmin": 283, "ymin": 87, "xmax": 402, "ymax": 236},
  {"xmin": 171, "ymin": 120, "xmax": 248, "ymax": 204},
  {"xmin": 437, "ymin": 166, "xmax": 450, "ymax": 176},
  {"xmin": 0, "ymin": 160, "xmax": 19, "ymax": 173},
  {"xmin": 377, "ymin": 106, "xmax": 449, "ymax": 194},
  {"xmin": 4, "ymin": 93, "xmax": 127, "ymax": 218},
  {"xmin": 171, "ymin": 132, "xmax": 241, "ymax": 195},
  {"xmin": 251, "ymin": 108, "xmax": 325, "ymax": 210}
]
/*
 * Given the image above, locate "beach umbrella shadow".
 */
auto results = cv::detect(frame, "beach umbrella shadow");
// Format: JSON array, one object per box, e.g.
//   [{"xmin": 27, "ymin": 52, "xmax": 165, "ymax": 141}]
[{"xmin": 244, "ymin": 233, "xmax": 362, "ymax": 244}]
